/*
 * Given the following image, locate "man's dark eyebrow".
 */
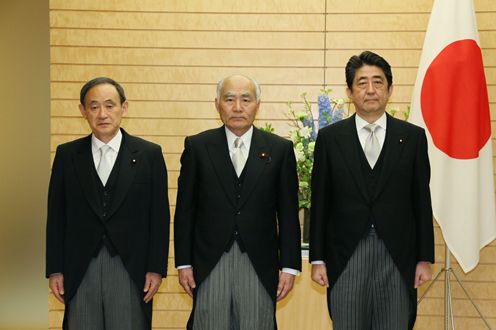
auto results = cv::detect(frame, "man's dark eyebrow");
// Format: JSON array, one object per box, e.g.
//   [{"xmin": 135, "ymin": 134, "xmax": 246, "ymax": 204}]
[
  {"xmin": 89, "ymin": 99, "xmax": 116, "ymax": 104},
  {"xmin": 357, "ymin": 75, "xmax": 384, "ymax": 81}
]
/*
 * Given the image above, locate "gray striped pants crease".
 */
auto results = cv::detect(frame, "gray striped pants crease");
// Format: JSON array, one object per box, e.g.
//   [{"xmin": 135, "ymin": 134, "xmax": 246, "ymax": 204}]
[
  {"xmin": 193, "ymin": 241, "xmax": 275, "ymax": 330},
  {"xmin": 329, "ymin": 228, "xmax": 410, "ymax": 330}
]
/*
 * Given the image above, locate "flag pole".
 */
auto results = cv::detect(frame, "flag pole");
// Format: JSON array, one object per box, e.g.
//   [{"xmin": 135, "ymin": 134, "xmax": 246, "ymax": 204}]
[
  {"xmin": 417, "ymin": 244, "xmax": 491, "ymax": 329},
  {"xmin": 444, "ymin": 245, "xmax": 454, "ymax": 329}
]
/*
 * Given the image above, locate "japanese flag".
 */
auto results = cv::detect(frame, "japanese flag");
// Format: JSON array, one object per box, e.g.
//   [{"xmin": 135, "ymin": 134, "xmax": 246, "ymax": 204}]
[{"xmin": 409, "ymin": 0, "xmax": 496, "ymax": 272}]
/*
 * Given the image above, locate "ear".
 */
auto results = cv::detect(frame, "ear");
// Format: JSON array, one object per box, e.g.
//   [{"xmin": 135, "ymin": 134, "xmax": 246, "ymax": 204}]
[
  {"xmin": 78, "ymin": 104, "xmax": 87, "ymax": 118},
  {"xmin": 214, "ymin": 98, "xmax": 220, "ymax": 113},
  {"xmin": 254, "ymin": 100, "xmax": 261, "ymax": 114},
  {"xmin": 387, "ymin": 84, "xmax": 394, "ymax": 97},
  {"xmin": 121, "ymin": 100, "xmax": 129, "ymax": 116},
  {"xmin": 346, "ymin": 87, "xmax": 353, "ymax": 100}
]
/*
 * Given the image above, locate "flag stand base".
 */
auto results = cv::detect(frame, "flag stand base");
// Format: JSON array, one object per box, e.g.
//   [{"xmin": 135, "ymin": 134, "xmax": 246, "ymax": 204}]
[{"xmin": 417, "ymin": 244, "xmax": 491, "ymax": 329}]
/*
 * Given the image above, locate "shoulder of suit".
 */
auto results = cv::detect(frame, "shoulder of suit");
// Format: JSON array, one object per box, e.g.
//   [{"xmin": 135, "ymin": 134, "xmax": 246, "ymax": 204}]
[
  {"xmin": 55, "ymin": 134, "xmax": 90, "ymax": 153},
  {"xmin": 388, "ymin": 115, "xmax": 425, "ymax": 134},
  {"xmin": 125, "ymin": 133, "xmax": 161, "ymax": 151},
  {"xmin": 317, "ymin": 115, "xmax": 352, "ymax": 136},
  {"xmin": 185, "ymin": 127, "xmax": 225, "ymax": 144}
]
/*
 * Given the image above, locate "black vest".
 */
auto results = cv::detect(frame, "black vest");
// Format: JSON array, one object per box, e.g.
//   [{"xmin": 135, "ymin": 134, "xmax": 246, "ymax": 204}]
[
  {"xmin": 92, "ymin": 145, "xmax": 122, "ymax": 256},
  {"xmin": 358, "ymin": 137, "xmax": 386, "ymax": 226},
  {"xmin": 224, "ymin": 162, "xmax": 247, "ymax": 252}
]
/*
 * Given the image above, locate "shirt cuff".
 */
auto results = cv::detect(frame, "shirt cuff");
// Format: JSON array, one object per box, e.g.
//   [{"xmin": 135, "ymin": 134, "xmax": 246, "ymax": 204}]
[
  {"xmin": 311, "ymin": 260, "xmax": 325, "ymax": 265},
  {"xmin": 177, "ymin": 265, "xmax": 192, "ymax": 270},
  {"xmin": 282, "ymin": 267, "xmax": 300, "ymax": 276}
]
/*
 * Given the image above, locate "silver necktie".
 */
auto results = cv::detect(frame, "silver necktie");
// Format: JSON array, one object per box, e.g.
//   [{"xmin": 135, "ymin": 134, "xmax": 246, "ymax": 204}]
[
  {"xmin": 364, "ymin": 123, "xmax": 381, "ymax": 168},
  {"xmin": 97, "ymin": 145, "xmax": 112, "ymax": 185},
  {"xmin": 232, "ymin": 138, "xmax": 246, "ymax": 177}
]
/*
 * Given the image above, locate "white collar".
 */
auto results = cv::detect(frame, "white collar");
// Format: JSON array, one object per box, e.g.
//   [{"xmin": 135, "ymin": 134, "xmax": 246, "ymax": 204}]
[
  {"xmin": 91, "ymin": 129, "xmax": 123, "ymax": 153},
  {"xmin": 355, "ymin": 112, "xmax": 387, "ymax": 131},
  {"xmin": 225, "ymin": 126, "xmax": 253, "ymax": 150}
]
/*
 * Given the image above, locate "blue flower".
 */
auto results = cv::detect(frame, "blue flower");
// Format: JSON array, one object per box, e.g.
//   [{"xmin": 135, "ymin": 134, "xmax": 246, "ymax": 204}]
[
  {"xmin": 331, "ymin": 108, "xmax": 345, "ymax": 123},
  {"xmin": 318, "ymin": 94, "xmax": 332, "ymax": 130},
  {"xmin": 303, "ymin": 113, "xmax": 317, "ymax": 141}
]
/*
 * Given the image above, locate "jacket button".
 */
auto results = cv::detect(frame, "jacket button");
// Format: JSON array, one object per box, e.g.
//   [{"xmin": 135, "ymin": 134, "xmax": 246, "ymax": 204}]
[
  {"xmin": 236, "ymin": 194, "xmax": 241, "ymax": 199},
  {"xmin": 236, "ymin": 211, "xmax": 241, "ymax": 215},
  {"xmin": 102, "ymin": 212, "xmax": 107, "ymax": 217}
]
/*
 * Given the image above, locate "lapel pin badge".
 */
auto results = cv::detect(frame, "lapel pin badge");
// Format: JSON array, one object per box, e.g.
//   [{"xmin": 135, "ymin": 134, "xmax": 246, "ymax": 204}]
[
  {"xmin": 132, "ymin": 159, "xmax": 137, "ymax": 164},
  {"xmin": 260, "ymin": 152, "xmax": 271, "ymax": 163}
]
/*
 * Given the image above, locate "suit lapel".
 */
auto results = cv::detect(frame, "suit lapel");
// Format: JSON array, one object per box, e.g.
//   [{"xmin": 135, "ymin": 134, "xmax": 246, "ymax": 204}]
[
  {"xmin": 335, "ymin": 115, "xmax": 370, "ymax": 203},
  {"xmin": 107, "ymin": 130, "xmax": 140, "ymax": 220},
  {"xmin": 206, "ymin": 127, "xmax": 237, "ymax": 207},
  {"xmin": 372, "ymin": 114, "xmax": 407, "ymax": 201},
  {"xmin": 73, "ymin": 135, "xmax": 102, "ymax": 218},
  {"xmin": 238, "ymin": 128, "xmax": 270, "ymax": 209}
]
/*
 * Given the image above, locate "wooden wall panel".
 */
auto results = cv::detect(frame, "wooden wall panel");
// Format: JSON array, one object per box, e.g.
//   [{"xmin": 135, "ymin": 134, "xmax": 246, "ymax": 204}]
[
  {"xmin": 327, "ymin": 0, "xmax": 494, "ymax": 13},
  {"xmin": 327, "ymin": 13, "xmax": 495, "ymax": 32},
  {"xmin": 50, "ymin": 47, "xmax": 324, "ymax": 67},
  {"xmin": 50, "ymin": 65, "xmax": 325, "ymax": 85},
  {"xmin": 51, "ymin": 29, "xmax": 324, "ymax": 49},
  {"xmin": 50, "ymin": 11, "xmax": 324, "ymax": 31},
  {"xmin": 49, "ymin": 0, "xmax": 496, "ymax": 328},
  {"xmin": 50, "ymin": 0, "xmax": 325, "ymax": 13}
]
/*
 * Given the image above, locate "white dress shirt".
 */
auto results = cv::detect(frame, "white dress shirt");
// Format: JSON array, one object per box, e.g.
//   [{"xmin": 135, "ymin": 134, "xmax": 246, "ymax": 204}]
[
  {"xmin": 355, "ymin": 112, "xmax": 387, "ymax": 151},
  {"xmin": 91, "ymin": 130, "xmax": 123, "ymax": 171},
  {"xmin": 225, "ymin": 126, "xmax": 252, "ymax": 164}
]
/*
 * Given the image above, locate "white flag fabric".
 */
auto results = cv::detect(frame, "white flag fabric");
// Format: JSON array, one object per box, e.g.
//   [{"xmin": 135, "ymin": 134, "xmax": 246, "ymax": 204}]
[{"xmin": 410, "ymin": 0, "xmax": 496, "ymax": 272}]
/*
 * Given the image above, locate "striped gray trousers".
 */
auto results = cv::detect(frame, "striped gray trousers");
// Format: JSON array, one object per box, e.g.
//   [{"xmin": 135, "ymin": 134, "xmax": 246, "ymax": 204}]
[
  {"xmin": 67, "ymin": 247, "xmax": 145, "ymax": 330},
  {"xmin": 193, "ymin": 242, "xmax": 275, "ymax": 330},
  {"xmin": 329, "ymin": 228, "xmax": 410, "ymax": 330}
]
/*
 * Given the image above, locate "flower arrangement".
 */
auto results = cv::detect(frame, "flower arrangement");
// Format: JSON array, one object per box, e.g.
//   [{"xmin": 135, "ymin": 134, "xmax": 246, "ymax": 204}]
[{"xmin": 287, "ymin": 89, "xmax": 347, "ymax": 209}]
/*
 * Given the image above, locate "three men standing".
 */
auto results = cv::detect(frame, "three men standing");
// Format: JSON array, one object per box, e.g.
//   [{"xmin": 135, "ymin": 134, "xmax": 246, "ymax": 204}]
[
  {"xmin": 46, "ymin": 77, "xmax": 170, "ymax": 330},
  {"xmin": 47, "ymin": 55, "xmax": 434, "ymax": 330}
]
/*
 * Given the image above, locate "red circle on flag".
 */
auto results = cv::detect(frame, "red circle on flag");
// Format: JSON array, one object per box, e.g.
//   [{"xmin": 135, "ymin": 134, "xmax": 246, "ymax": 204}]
[{"xmin": 421, "ymin": 39, "xmax": 491, "ymax": 159}]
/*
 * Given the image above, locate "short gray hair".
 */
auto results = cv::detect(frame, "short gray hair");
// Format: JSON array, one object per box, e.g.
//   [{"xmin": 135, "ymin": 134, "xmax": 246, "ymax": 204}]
[{"xmin": 216, "ymin": 75, "xmax": 261, "ymax": 103}]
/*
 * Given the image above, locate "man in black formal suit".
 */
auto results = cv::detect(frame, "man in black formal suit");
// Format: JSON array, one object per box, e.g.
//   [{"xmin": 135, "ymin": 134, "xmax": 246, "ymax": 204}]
[
  {"xmin": 174, "ymin": 74, "xmax": 302, "ymax": 329},
  {"xmin": 310, "ymin": 51, "xmax": 435, "ymax": 329},
  {"xmin": 46, "ymin": 77, "xmax": 170, "ymax": 330}
]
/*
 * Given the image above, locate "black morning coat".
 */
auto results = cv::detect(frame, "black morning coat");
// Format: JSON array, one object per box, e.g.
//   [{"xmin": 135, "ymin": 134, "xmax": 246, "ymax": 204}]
[
  {"xmin": 46, "ymin": 129, "xmax": 170, "ymax": 329},
  {"xmin": 174, "ymin": 126, "xmax": 302, "ymax": 328},
  {"xmin": 310, "ymin": 114, "xmax": 435, "ymax": 329}
]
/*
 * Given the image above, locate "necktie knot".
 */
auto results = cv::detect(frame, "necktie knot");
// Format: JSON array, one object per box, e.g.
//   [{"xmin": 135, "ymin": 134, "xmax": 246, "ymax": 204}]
[
  {"xmin": 364, "ymin": 123, "xmax": 378, "ymax": 134},
  {"xmin": 100, "ymin": 145, "xmax": 111, "ymax": 156},
  {"xmin": 234, "ymin": 137, "xmax": 243, "ymax": 149}
]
